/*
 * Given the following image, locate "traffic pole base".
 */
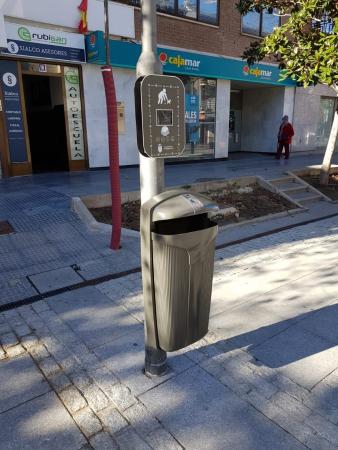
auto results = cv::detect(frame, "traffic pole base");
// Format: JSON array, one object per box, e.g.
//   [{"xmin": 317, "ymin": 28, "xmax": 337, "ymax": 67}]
[{"xmin": 144, "ymin": 346, "xmax": 167, "ymax": 377}]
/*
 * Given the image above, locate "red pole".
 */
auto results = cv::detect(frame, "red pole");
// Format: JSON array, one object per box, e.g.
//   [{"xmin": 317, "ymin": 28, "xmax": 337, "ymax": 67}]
[{"xmin": 101, "ymin": 66, "xmax": 121, "ymax": 250}]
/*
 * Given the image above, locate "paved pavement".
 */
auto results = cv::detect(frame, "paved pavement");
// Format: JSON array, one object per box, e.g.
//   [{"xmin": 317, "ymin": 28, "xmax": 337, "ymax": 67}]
[
  {"xmin": 1, "ymin": 152, "xmax": 338, "ymax": 308},
  {"xmin": 2, "ymin": 152, "xmax": 332, "ymax": 198},
  {"xmin": 1, "ymin": 213, "xmax": 338, "ymax": 449}
]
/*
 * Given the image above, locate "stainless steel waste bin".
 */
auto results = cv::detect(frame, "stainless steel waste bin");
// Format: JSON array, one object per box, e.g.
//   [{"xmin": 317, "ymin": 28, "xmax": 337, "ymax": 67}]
[{"xmin": 141, "ymin": 190, "xmax": 219, "ymax": 353}]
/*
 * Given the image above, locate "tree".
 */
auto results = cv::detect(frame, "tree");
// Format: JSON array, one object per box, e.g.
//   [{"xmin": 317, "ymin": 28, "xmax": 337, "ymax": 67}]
[{"xmin": 237, "ymin": 0, "xmax": 338, "ymax": 185}]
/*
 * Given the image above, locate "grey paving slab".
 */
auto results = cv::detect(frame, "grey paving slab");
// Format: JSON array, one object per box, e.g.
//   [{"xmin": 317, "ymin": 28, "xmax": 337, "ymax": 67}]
[
  {"xmin": 92, "ymin": 328, "xmax": 155, "ymax": 396},
  {"xmin": 47, "ymin": 286, "xmax": 143, "ymax": 349},
  {"xmin": 210, "ymin": 301, "xmax": 296, "ymax": 350},
  {"xmin": 0, "ymin": 354, "xmax": 50, "ymax": 413},
  {"xmin": 29, "ymin": 267, "xmax": 83, "ymax": 293},
  {"xmin": 298, "ymin": 303, "xmax": 338, "ymax": 345},
  {"xmin": 0, "ymin": 392, "xmax": 86, "ymax": 450},
  {"xmin": 0, "ymin": 278, "xmax": 38, "ymax": 305},
  {"xmin": 10, "ymin": 231, "xmax": 49, "ymax": 250},
  {"xmin": 22, "ymin": 244, "xmax": 63, "ymax": 265},
  {"xmin": 140, "ymin": 366, "xmax": 306, "ymax": 450},
  {"xmin": 94, "ymin": 328, "xmax": 185, "ymax": 396},
  {"xmin": 251, "ymin": 324, "xmax": 338, "ymax": 390}
]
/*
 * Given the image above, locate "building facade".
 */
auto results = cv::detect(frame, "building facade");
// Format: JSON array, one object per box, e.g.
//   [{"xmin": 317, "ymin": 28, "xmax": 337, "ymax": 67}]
[{"xmin": 0, "ymin": 0, "xmax": 336, "ymax": 177}]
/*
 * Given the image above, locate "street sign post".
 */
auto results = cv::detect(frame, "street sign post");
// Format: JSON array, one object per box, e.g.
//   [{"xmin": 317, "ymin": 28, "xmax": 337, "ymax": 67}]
[{"xmin": 135, "ymin": 74, "xmax": 185, "ymax": 158}]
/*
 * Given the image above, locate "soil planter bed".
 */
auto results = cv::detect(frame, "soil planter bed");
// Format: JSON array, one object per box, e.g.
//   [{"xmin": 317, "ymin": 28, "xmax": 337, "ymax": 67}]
[{"xmin": 77, "ymin": 177, "xmax": 298, "ymax": 233}]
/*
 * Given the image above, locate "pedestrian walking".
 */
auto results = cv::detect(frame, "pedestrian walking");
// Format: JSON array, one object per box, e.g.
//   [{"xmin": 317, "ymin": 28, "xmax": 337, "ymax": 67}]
[{"xmin": 275, "ymin": 115, "xmax": 294, "ymax": 160}]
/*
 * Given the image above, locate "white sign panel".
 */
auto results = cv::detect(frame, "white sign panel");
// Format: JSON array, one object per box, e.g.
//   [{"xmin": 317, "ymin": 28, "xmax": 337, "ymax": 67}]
[
  {"xmin": 64, "ymin": 66, "xmax": 85, "ymax": 160},
  {"xmin": 2, "ymin": 22, "xmax": 86, "ymax": 62},
  {"xmin": 1, "ymin": 0, "xmax": 135, "ymax": 39}
]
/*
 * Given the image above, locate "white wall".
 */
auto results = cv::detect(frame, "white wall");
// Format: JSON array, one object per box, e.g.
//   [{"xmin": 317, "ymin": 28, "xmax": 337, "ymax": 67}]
[
  {"xmin": 283, "ymin": 87, "xmax": 295, "ymax": 122},
  {"xmin": 292, "ymin": 84, "xmax": 338, "ymax": 152},
  {"xmin": 82, "ymin": 65, "xmax": 139, "ymax": 168},
  {"xmin": 241, "ymin": 87, "xmax": 285, "ymax": 153},
  {"xmin": 215, "ymin": 79, "xmax": 230, "ymax": 158},
  {"xmin": 0, "ymin": 0, "xmax": 134, "ymax": 40},
  {"xmin": 0, "ymin": 11, "xmax": 6, "ymax": 48}
]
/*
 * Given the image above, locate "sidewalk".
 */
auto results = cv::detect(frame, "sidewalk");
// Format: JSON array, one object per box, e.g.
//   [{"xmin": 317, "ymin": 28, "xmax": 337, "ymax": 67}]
[
  {"xmin": 1, "ymin": 152, "xmax": 338, "ymax": 308},
  {"xmin": 1, "ymin": 215, "xmax": 338, "ymax": 449}
]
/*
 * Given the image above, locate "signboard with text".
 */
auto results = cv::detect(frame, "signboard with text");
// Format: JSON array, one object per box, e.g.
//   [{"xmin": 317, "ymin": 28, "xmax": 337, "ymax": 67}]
[
  {"xmin": 0, "ymin": 60, "xmax": 28, "ymax": 163},
  {"xmin": 86, "ymin": 33, "xmax": 296, "ymax": 87},
  {"xmin": 185, "ymin": 94, "xmax": 199, "ymax": 144},
  {"xmin": 64, "ymin": 67, "xmax": 85, "ymax": 160},
  {"xmin": 135, "ymin": 75, "xmax": 186, "ymax": 158},
  {"xmin": 2, "ymin": 23, "xmax": 86, "ymax": 63}
]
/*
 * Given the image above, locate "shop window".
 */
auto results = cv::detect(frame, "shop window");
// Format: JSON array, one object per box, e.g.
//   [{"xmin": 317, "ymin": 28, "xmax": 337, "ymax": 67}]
[
  {"xmin": 199, "ymin": 0, "xmax": 219, "ymax": 25},
  {"xmin": 127, "ymin": 0, "xmax": 219, "ymax": 25},
  {"xmin": 242, "ymin": 9, "xmax": 280, "ymax": 36},
  {"xmin": 316, "ymin": 97, "xmax": 337, "ymax": 147},
  {"xmin": 178, "ymin": 76, "xmax": 216, "ymax": 159}
]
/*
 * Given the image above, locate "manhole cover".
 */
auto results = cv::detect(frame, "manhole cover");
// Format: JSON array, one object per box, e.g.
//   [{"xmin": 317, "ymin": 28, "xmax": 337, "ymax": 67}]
[{"xmin": 0, "ymin": 220, "xmax": 15, "ymax": 235}]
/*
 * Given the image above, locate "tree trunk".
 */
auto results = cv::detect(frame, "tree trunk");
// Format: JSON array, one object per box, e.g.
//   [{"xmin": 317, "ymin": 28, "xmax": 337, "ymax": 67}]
[{"xmin": 320, "ymin": 85, "xmax": 338, "ymax": 186}]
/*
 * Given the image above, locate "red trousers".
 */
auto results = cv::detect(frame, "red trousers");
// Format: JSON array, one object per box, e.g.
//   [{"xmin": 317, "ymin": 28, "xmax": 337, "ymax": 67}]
[{"xmin": 276, "ymin": 142, "xmax": 290, "ymax": 159}]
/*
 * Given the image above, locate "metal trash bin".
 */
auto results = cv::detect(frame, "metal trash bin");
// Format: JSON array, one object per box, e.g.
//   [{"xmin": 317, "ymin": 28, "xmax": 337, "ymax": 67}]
[{"xmin": 141, "ymin": 190, "xmax": 219, "ymax": 353}]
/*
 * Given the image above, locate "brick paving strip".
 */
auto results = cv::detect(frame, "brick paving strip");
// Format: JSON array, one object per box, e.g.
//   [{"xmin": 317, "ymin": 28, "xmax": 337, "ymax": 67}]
[
  {"xmin": 1, "ymin": 297, "xmax": 338, "ymax": 449},
  {"xmin": 0, "ymin": 302, "xmax": 183, "ymax": 449}
]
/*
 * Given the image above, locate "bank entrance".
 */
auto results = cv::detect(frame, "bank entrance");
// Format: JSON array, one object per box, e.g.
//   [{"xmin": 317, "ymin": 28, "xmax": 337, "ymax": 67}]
[{"xmin": 229, "ymin": 80, "xmax": 287, "ymax": 155}]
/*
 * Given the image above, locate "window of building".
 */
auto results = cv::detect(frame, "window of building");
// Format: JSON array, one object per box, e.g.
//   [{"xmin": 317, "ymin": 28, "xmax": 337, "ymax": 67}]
[
  {"xmin": 312, "ymin": 12, "xmax": 334, "ymax": 34},
  {"xmin": 178, "ymin": 76, "xmax": 216, "ymax": 159},
  {"xmin": 178, "ymin": 0, "xmax": 197, "ymax": 20},
  {"xmin": 157, "ymin": 0, "xmax": 175, "ymax": 14},
  {"xmin": 316, "ymin": 97, "xmax": 337, "ymax": 147},
  {"xmin": 242, "ymin": 9, "xmax": 280, "ymax": 36},
  {"xmin": 127, "ymin": 0, "xmax": 219, "ymax": 25},
  {"xmin": 199, "ymin": 0, "xmax": 219, "ymax": 25}
]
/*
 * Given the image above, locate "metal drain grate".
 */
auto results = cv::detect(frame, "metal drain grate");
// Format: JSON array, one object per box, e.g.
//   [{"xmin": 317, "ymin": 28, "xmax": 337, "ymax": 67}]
[{"xmin": 0, "ymin": 220, "xmax": 15, "ymax": 235}]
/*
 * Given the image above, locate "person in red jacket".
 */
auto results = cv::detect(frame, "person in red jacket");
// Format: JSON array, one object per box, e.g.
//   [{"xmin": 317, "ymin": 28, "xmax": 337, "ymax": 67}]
[{"xmin": 275, "ymin": 115, "xmax": 295, "ymax": 160}]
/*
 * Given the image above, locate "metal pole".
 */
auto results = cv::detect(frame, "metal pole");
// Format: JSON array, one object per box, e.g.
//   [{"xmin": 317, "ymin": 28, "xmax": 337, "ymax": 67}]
[
  {"xmin": 104, "ymin": 0, "xmax": 110, "ymax": 66},
  {"xmin": 137, "ymin": 0, "xmax": 167, "ymax": 375},
  {"xmin": 136, "ymin": 0, "xmax": 164, "ymax": 204}
]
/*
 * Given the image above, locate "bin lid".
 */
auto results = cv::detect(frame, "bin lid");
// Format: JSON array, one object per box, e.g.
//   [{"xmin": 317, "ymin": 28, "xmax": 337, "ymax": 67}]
[{"xmin": 152, "ymin": 192, "xmax": 219, "ymax": 222}]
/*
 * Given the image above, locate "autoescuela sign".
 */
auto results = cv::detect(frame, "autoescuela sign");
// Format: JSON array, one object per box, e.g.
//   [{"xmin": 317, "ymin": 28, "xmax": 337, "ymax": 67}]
[
  {"xmin": 64, "ymin": 67, "xmax": 85, "ymax": 160},
  {"xmin": 2, "ymin": 23, "xmax": 86, "ymax": 63}
]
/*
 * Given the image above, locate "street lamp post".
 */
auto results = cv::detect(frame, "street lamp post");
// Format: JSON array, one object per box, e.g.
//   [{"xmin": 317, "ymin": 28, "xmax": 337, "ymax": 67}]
[{"xmin": 137, "ymin": 0, "xmax": 167, "ymax": 376}]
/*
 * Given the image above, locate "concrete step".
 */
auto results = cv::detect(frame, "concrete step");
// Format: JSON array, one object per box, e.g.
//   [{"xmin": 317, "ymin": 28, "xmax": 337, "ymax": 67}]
[
  {"xmin": 292, "ymin": 190, "xmax": 321, "ymax": 200},
  {"xmin": 282, "ymin": 185, "xmax": 309, "ymax": 195},
  {"xmin": 297, "ymin": 195, "xmax": 323, "ymax": 206},
  {"xmin": 267, "ymin": 176, "xmax": 295, "ymax": 185}
]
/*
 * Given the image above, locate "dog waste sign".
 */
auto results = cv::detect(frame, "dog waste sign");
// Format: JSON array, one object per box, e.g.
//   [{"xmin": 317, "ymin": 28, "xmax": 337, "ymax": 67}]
[{"xmin": 135, "ymin": 74, "xmax": 185, "ymax": 158}]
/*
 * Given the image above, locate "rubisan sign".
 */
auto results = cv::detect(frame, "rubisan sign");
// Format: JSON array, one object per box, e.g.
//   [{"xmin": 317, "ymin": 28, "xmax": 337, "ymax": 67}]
[
  {"xmin": 135, "ymin": 75, "xmax": 185, "ymax": 158},
  {"xmin": 2, "ymin": 23, "xmax": 86, "ymax": 63}
]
